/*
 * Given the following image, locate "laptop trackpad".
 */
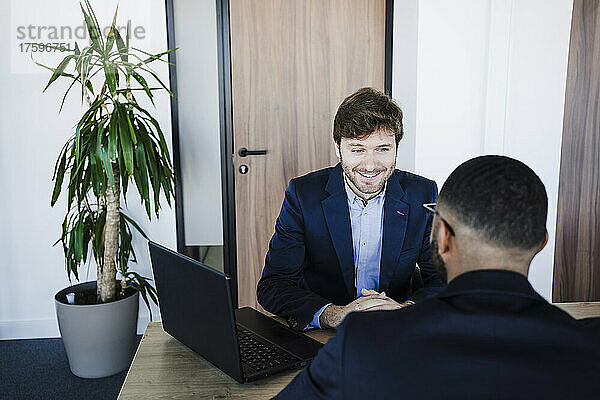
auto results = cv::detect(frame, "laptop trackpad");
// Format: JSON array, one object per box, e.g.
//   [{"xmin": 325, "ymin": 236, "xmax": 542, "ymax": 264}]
[{"xmin": 260, "ymin": 326, "xmax": 321, "ymax": 359}]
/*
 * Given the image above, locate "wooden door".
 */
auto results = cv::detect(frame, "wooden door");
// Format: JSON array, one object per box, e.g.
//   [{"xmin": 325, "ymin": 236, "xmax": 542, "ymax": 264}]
[
  {"xmin": 553, "ymin": 0, "xmax": 600, "ymax": 302},
  {"xmin": 230, "ymin": 0, "xmax": 386, "ymax": 308}
]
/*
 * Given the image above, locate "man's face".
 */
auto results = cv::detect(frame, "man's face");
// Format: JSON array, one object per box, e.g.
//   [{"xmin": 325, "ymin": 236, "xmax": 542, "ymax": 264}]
[{"xmin": 337, "ymin": 128, "xmax": 397, "ymax": 201}]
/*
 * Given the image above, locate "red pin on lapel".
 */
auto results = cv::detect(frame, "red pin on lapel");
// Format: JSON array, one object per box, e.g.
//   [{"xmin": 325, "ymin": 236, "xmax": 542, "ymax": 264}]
[{"xmin": 396, "ymin": 210, "xmax": 405, "ymax": 216}]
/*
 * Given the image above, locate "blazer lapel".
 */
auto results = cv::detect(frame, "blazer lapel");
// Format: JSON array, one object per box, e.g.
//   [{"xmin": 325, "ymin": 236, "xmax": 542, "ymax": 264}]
[
  {"xmin": 322, "ymin": 164, "xmax": 355, "ymax": 298},
  {"xmin": 379, "ymin": 173, "xmax": 409, "ymax": 293}
]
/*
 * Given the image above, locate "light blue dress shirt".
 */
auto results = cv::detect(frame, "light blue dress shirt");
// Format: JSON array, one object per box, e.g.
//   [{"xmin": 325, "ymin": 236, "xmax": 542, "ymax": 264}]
[{"xmin": 307, "ymin": 180, "xmax": 385, "ymax": 329}]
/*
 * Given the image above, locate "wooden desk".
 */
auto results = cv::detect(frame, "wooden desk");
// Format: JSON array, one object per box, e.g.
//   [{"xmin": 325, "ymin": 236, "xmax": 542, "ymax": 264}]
[
  {"xmin": 119, "ymin": 303, "xmax": 600, "ymax": 399},
  {"xmin": 118, "ymin": 321, "xmax": 334, "ymax": 399},
  {"xmin": 554, "ymin": 301, "xmax": 600, "ymax": 319}
]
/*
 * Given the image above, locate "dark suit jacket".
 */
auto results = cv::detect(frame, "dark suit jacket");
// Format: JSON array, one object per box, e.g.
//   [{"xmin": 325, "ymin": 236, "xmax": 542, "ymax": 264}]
[
  {"xmin": 257, "ymin": 164, "xmax": 444, "ymax": 330},
  {"xmin": 276, "ymin": 270, "xmax": 600, "ymax": 399}
]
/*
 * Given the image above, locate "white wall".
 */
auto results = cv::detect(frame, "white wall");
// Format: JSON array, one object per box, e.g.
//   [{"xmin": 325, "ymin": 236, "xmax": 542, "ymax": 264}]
[
  {"xmin": 392, "ymin": 0, "xmax": 573, "ymax": 300},
  {"xmin": 0, "ymin": 0, "xmax": 176, "ymax": 339}
]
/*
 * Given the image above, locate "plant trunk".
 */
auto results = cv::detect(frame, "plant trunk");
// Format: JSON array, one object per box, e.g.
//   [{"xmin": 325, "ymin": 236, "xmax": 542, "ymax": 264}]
[{"xmin": 99, "ymin": 162, "xmax": 120, "ymax": 302}]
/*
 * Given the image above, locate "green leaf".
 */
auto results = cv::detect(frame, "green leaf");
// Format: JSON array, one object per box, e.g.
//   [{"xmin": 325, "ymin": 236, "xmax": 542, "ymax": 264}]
[
  {"xmin": 84, "ymin": 0, "xmax": 104, "ymax": 48},
  {"xmin": 94, "ymin": 209, "xmax": 106, "ymax": 259},
  {"xmin": 121, "ymin": 212, "xmax": 149, "ymax": 240},
  {"xmin": 51, "ymin": 151, "xmax": 67, "ymax": 206},
  {"xmin": 79, "ymin": 162, "xmax": 92, "ymax": 203},
  {"xmin": 97, "ymin": 140, "xmax": 115, "ymax": 192},
  {"xmin": 132, "ymin": 47, "xmax": 177, "ymax": 67},
  {"xmin": 67, "ymin": 150, "xmax": 77, "ymax": 210},
  {"xmin": 52, "ymin": 139, "xmax": 71, "ymax": 179},
  {"xmin": 134, "ymin": 142, "xmax": 150, "ymax": 217},
  {"xmin": 133, "ymin": 105, "xmax": 171, "ymax": 163},
  {"xmin": 105, "ymin": 6, "xmax": 119, "ymax": 54},
  {"xmin": 118, "ymin": 217, "xmax": 132, "ymax": 274},
  {"xmin": 82, "ymin": 213, "xmax": 94, "ymax": 264},
  {"xmin": 124, "ymin": 271, "xmax": 157, "ymax": 320},
  {"xmin": 113, "ymin": 21, "xmax": 129, "ymax": 64},
  {"xmin": 126, "ymin": 112, "xmax": 137, "ymax": 145},
  {"xmin": 131, "ymin": 71, "xmax": 154, "ymax": 105},
  {"xmin": 108, "ymin": 110, "xmax": 118, "ymax": 160},
  {"xmin": 118, "ymin": 141, "xmax": 129, "ymax": 199},
  {"xmin": 137, "ymin": 125, "xmax": 161, "ymax": 212},
  {"xmin": 34, "ymin": 60, "xmax": 76, "ymax": 78},
  {"xmin": 43, "ymin": 55, "xmax": 75, "ymax": 92},
  {"xmin": 104, "ymin": 61, "xmax": 117, "ymax": 95},
  {"xmin": 80, "ymin": 54, "xmax": 92, "ymax": 102},
  {"xmin": 74, "ymin": 217, "xmax": 83, "ymax": 261},
  {"xmin": 118, "ymin": 108, "xmax": 135, "ymax": 174},
  {"xmin": 74, "ymin": 121, "xmax": 82, "ymax": 166},
  {"xmin": 85, "ymin": 80, "xmax": 94, "ymax": 96},
  {"xmin": 80, "ymin": 2, "xmax": 103, "ymax": 53},
  {"xmin": 137, "ymin": 66, "xmax": 174, "ymax": 97},
  {"xmin": 89, "ymin": 147, "xmax": 101, "ymax": 195}
]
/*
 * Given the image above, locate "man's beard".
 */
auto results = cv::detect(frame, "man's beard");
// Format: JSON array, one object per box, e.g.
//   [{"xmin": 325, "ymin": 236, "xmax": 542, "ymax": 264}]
[
  {"xmin": 430, "ymin": 238, "xmax": 448, "ymax": 284},
  {"xmin": 339, "ymin": 156, "xmax": 395, "ymax": 197}
]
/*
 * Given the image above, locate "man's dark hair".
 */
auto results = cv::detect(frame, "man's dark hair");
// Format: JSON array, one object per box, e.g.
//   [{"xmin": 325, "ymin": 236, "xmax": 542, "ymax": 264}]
[
  {"xmin": 438, "ymin": 155, "xmax": 548, "ymax": 250},
  {"xmin": 333, "ymin": 87, "xmax": 403, "ymax": 145}
]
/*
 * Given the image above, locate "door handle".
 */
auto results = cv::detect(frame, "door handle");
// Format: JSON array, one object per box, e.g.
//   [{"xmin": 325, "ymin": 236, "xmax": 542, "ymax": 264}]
[{"xmin": 238, "ymin": 147, "xmax": 268, "ymax": 157}]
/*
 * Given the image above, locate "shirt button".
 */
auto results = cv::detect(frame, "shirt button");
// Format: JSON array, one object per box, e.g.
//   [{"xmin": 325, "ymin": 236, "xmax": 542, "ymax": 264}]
[
  {"xmin": 362, "ymin": 242, "xmax": 366, "ymax": 246},
  {"xmin": 364, "ymin": 212, "xmax": 367, "ymax": 215}
]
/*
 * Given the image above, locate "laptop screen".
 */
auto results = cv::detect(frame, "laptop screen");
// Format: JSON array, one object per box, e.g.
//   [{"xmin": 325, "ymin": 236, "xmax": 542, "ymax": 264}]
[{"xmin": 148, "ymin": 241, "xmax": 244, "ymax": 382}]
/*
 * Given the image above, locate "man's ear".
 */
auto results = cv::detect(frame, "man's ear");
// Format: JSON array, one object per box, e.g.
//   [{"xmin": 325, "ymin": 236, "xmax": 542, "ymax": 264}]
[
  {"xmin": 436, "ymin": 218, "xmax": 452, "ymax": 254},
  {"xmin": 334, "ymin": 141, "xmax": 341, "ymax": 159},
  {"xmin": 537, "ymin": 230, "xmax": 549, "ymax": 254}
]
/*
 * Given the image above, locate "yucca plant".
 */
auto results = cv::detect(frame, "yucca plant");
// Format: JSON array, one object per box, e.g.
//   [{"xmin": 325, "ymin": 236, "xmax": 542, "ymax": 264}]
[{"xmin": 39, "ymin": 1, "xmax": 176, "ymax": 310}]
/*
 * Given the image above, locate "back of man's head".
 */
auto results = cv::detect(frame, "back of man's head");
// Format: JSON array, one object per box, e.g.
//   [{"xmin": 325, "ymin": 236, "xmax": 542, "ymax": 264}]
[{"xmin": 435, "ymin": 156, "xmax": 548, "ymax": 276}]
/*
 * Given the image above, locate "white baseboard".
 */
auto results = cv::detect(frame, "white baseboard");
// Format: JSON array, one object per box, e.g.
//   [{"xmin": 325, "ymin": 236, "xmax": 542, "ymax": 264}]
[
  {"xmin": 0, "ymin": 318, "xmax": 60, "ymax": 340},
  {"xmin": 1, "ymin": 314, "xmax": 160, "ymax": 340}
]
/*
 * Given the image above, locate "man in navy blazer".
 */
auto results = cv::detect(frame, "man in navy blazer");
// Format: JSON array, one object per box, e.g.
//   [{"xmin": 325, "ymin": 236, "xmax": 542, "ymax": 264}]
[
  {"xmin": 257, "ymin": 88, "xmax": 444, "ymax": 330},
  {"xmin": 275, "ymin": 156, "xmax": 600, "ymax": 399}
]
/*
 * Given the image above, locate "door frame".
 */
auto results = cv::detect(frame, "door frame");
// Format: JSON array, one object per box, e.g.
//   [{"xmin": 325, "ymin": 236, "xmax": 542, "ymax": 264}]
[{"xmin": 165, "ymin": 0, "xmax": 394, "ymax": 307}]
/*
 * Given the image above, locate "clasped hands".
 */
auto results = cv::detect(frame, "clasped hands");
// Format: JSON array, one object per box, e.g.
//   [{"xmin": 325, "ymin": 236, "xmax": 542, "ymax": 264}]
[{"xmin": 319, "ymin": 288, "xmax": 413, "ymax": 328}]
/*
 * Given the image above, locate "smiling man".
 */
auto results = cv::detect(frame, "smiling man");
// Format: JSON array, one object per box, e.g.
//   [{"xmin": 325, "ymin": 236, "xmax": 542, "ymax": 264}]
[{"xmin": 257, "ymin": 87, "xmax": 444, "ymax": 330}]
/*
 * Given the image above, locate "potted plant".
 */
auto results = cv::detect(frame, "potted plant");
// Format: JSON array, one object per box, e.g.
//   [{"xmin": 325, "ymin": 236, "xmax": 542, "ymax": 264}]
[{"xmin": 39, "ymin": 1, "xmax": 175, "ymax": 378}]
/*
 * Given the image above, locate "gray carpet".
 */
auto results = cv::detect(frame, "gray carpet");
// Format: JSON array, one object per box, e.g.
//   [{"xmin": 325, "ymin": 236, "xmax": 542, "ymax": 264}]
[{"xmin": 0, "ymin": 336, "xmax": 141, "ymax": 400}]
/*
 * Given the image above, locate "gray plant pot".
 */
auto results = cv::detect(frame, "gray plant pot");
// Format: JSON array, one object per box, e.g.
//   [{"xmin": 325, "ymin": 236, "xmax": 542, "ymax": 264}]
[{"xmin": 55, "ymin": 281, "xmax": 139, "ymax": 379}]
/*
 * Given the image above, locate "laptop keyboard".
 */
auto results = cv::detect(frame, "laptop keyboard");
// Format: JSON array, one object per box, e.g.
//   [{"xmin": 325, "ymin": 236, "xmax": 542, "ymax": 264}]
[{"xmin": 237, "ymin": 326, "xmax": 299, "ymax": 371}]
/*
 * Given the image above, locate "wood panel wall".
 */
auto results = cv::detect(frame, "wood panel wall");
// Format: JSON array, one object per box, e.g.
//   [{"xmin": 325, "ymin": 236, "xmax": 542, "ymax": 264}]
[{"xmin": 553, "ymin": 0, "xmax": 600, "ymax": 302}]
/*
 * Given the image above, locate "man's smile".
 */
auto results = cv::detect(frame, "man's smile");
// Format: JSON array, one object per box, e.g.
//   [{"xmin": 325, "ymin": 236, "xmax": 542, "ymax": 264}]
[{"xmin": 357, "ymin": 170, "xmax": 383, "ymax": 180}]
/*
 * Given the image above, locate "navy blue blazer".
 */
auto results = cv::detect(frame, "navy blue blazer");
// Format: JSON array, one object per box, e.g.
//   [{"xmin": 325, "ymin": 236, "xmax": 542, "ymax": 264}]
[
  {"xmin": 276, "ymin": 270, "xmax": 600, "ymax": 399},
  {"xmin": 257, "ymin": 164, "xmax": 444, "ymax": 330}
]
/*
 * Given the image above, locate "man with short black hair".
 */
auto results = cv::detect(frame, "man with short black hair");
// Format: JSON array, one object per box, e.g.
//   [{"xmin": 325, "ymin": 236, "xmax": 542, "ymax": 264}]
[
  {"xmin": 276, "ymin": 155, "xmax": 600, "ymax": 399},
  {"xmin": 257, "ymin": 88, "xmax": 444, "ymax": 330}
]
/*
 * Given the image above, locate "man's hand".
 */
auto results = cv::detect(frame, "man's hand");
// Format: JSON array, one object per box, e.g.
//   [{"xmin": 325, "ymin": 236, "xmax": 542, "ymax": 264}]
[
  {"xmin": 360, "ymin": 289, "xmax": 415, "ymax": 311},
  {"xmin": 319, "ymin": 290, "xmax": 412, "ymax": 329}
]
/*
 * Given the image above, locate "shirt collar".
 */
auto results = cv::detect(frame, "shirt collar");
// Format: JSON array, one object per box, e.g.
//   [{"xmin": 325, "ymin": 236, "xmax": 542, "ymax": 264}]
[
  {"xmin": 438, "ymin": 269, "xmax": 543, "ymax": 301},
  {"xmin": 343, "ymin": 175, "xmax": 386, "ymax": 206}
]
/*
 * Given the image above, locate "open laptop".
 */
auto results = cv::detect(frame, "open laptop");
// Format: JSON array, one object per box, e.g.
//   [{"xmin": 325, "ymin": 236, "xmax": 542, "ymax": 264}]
[{"xmin": 148, "ymin": 241, "xmax": 323, "ymax": 383}]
